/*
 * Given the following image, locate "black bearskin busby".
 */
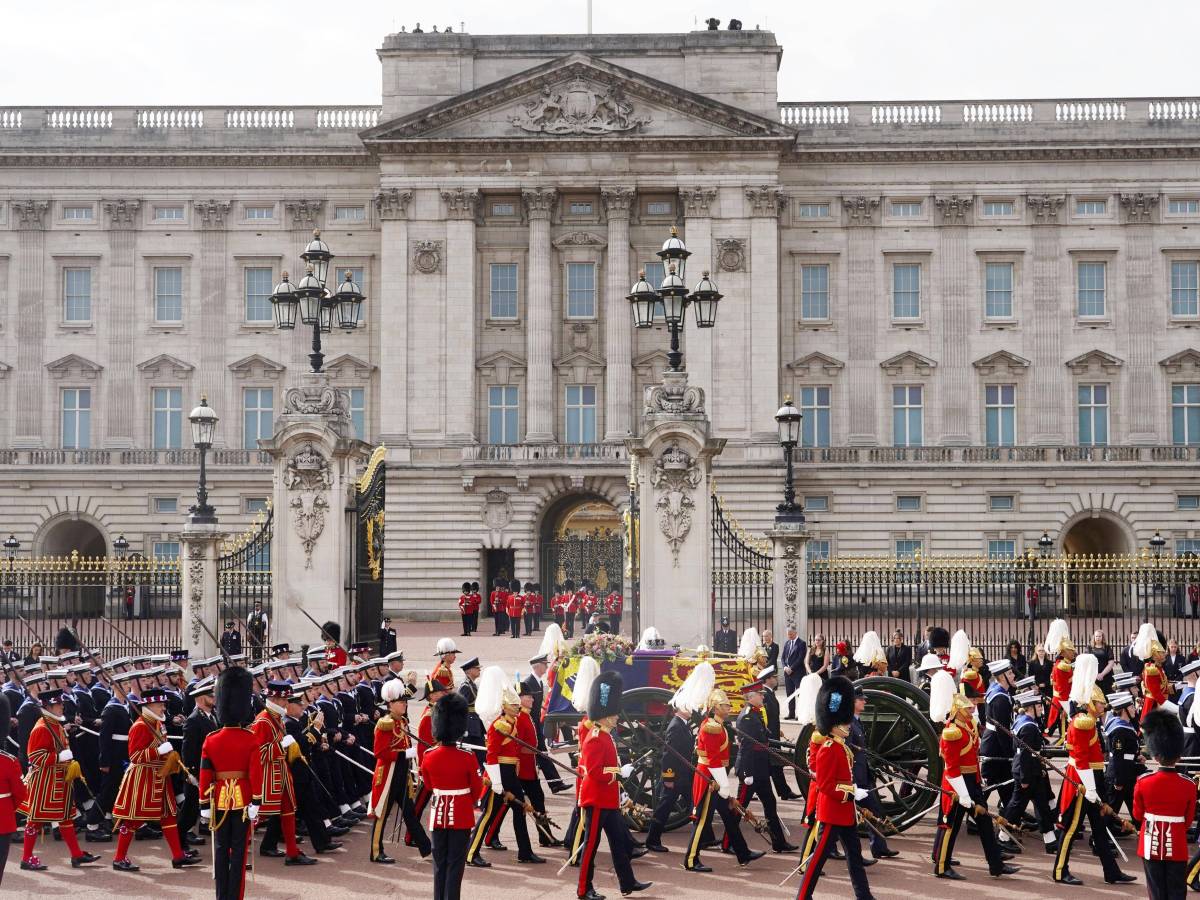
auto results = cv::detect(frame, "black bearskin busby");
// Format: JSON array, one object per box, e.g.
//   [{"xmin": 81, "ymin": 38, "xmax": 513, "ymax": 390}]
[
  {"xmin": 462, "ymin": 581, "xmax": 472, "ymax": 593},
  {"xmin": 322, "ymin": 621, "xmax": 340, "ymax": 643},
  {"xmin": 928, "ymin": 627, "xmax": 950, "ymax": 650},
  {"xmin": 215, "ymin": 665, "xmax": 254, "ymax": 726},
  {"xmin": 0, "ymin": 693, "xmax": 10, "ymax": 750},
  {"xmin": 524, "ymin": 582, "xmax": 534, "ymax": 593},
  {"xmin": 587, "ymin": 670, "xmax": 623, "ymax": 721},
  {"xmin": 433, "ymin": 692, "xmax": 469, "ymax": 745},
  {"xmin": 471, "ymin": 581, "xmax": 479, "ymax": 591},
  {"xmin": 1144, "ymin": 708, "xmax": 1184, "ymax": 763},
  {"xmin": 815, "ymin": 675, "xmax": 855, "ymax": 736},
  {"xmin": 55, "ymin": 626, "xmax": 81, "ymax": 653},
  {"xmin": 564, "ymin": 579, "xmax": 575, "ymax": 591}
]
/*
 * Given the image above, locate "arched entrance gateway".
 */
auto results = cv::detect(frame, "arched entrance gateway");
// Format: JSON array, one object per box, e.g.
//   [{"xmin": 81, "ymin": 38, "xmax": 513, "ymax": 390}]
[
  {"xmin": 538, "ymin": 494, "xmax": 625, "ymax": 602},
  {"xmin": 1059, "ymin": 511, "xmax": 1137, "ymax": 614}
]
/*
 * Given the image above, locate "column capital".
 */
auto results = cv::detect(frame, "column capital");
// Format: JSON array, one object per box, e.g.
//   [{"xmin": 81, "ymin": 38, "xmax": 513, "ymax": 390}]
[
  {"xmin": 522, "ymin": 187, "xmax": 558, "ymax": 221},
  {"xmin": 13, "ymin": 199, "xmax": 49, "ymax": 231},
  {"xmin": 745, "ymin": 185, "xmax": 786, "ymax": 218},
  {"xmin": 680, "ymin": 187, "xmax": 717, "ymax": 218},
  {"xmin": 1025, "ymin": 194, "xmax": 1065, "ymax": 224},
  {"xmin": 933, "ymin": 194, "xmax": 973, "ymax": 224},
  {"xmin": 841, "ymin": 195, "xmax": 880, "ymax": 226},
  {"xmin": 374, "ymin": 188, "xmax": 413, "ymax": 221},
  {"xmin": 440, "ymin": 187, "xmax": 480, "ymax": 220},
  {"xmin": 1119, "ymin": 192, "xmax": 1160, "ymax": 224},
  {"xmin": 601, "ymin": 187, "xmax": 636, "ymax": 219},
  {"xmin": 195, "ymin": 199, "xmax": 232, "ymax": 230},
  {"xmin": 102, "ymin": 198, "xmax": 141, "ymax": 230},
  {"xmin": 285, "ymin": 199, "xmax": 324, "ymax": 229}
]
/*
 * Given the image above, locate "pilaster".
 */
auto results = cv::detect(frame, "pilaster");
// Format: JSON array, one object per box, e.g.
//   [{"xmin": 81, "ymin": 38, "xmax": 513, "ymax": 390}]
[
  {"xmin": 1026, "ymin": 195, "xmax": 1066, "ymax": 444},
  {"xmin": 1121, "ymin": 193, "xmax": 1160, "ymax": 443},
  {"xmin": 102, "ymin": 199, "xmax": 140, "ymax": 448},
  {"xmin": 746, "ymin": 186, "xmax": 784, "ymax": 439},
  {"xmin": 523, "ymin": 187, "xmax": 557, "ymax": 442},
  {"xmin": 196, "ymin": 200, "xmax": 232, "ymax": 437},
  {"xmin": 179, "ymin": 523, "xmax": 226, "ymax": 660},
  {"xmin": 934, "ymin": 195, "xmax": 973, "ymax": 444},
  {"xmin": 12, "ymin": 200, "xmax": 47, "ymax": 448},
  {"xmin": 680, "ymin": 187, "xmax": 716, "ymax": 426},
  {"xmin": 602, "ymin": 187, "xmax": 636, "ymax": 441},
  {"xmin": 843, "ymin": 196, "xmax": 880, "ymax": 444},
  {"xmin": 767, "ymin": 526, "xmax": 809, "ymax": 643},
  {"xmin": 375, "ymin": 188, "xmax": 413, "ymax": 445},
  {"xmin": 441, "ymin": 188, "xmax": 480, "ymax": 443}
]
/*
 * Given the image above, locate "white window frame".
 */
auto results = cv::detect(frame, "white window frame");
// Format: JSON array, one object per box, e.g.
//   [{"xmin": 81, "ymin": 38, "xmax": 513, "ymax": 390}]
[
  {"xmin": 62, "ymin": 205, "xmax": 94, "ymax": 221},
  {"xmin": 799, "ymin": 264, "xmax": 830, "ymax": 321},
  {"xmin": 806, "ymin": 538, "xmax": 833, "ymax": 562},
  {"xmin": 1171, "ymin": 259, "xmax": 1200, "ymax": 319},
  {"xmin": 152, "ymin": 541, "xmax": 181, "ymax": 561},
  {"xmin": 564, "ymin": 384, "xmax": 598, "ymax": 444},
  {"xmin": 798, "ymin": 385, "xmax": 831, "ymax": 448},
  {"xmin": 489, "ymin": 263, "xmax": 519, "ymax": 320},
  {"xmin": 1077, "ymin": 383, "xmax": 1110, "ymax": 446},
  {"xmin": 244, "ymin": 205, "xmax": 274, "ymax": 220},
  {"xmin": 63, "ymin": 266, "xmax": 92, "ymax": 323},
  {"xmin": 984, "ymin": 383, "xmax": 1017, "ymax": 447},
  {"xmin": 1168, "ymin": 198, "xmax": 1200, "ymax": 216},
  {"xmin": 891, "ymin": 262, "xmax": 922, "ymax": 320},
  {"xmin": 1177, "ymin": 494, "xmax": 1200, "ymax": 511},
  {"xmin": 490, "ymin": 201, "xmax": 517, "ymax": 217},
  {"xmin": 803, "ymin": 495, "xmax": 830, "ymax": 512},
  {"xmin": 988, "ymin": 494, "xmax": 1015, "ymax": 512},
  {"xmin": 892, "ymin": 384, "xmax": 924, "ymax": 447},
  {"xmin": 987, "ymin": 539, "xmax": 1017, "ymax": 559},
  {"xmin": 644, "ymin": 199, "xmax": 674, "ymax": 217},
  {"xmin": 152, "ymin": 497, "xmax": 178, "ymax": 515},
  {"xmin": 333, "ymin": 205, "xmax": 365, "ymax": 222},
  {"xmin": 795, "ymin": 202, "xmax": 831, "ymax": 219},
  {"xmin": 981, "ymin": 200, "xmax": 1016, "ymax": 217},
  {"xmin": 242, "ymin": 387, "xmax": 274, "ymax": 450},
  {"xmin": 984, "ymin": 261, "xmax": 1014, "ymax": 320},
  {"xmin": 1076, "ymin": 260, "xmax": 1107, "ymax": 319},
  {"xmin": 1075, "ymin": 198, "xmax": 1108, "ymax": 216},
  {"xmin": 243, "ymin": 266, "xmax": 275, "ymax": 323},
  {"xmin": 1172, "ymin": 383, "xmax": 1200, "ymax": 447},
  {"xmin": 61, "ymin": 387, "xmax": 92, "ymax": 450},
  {"xmin": 153, "ymin": 205, "xmax": 185, "ymax": 222},
  {"xmin": 565, "ymin": 262, "xmax": 597, "ymax": 319},
  {"xmin": 245, "ymin": 497, "xmax": 270, "ymax": 514},
  {"xmin": 889, "ymin": 200, "xmax": 923, "ymax": 218},
  {"xmin": 894, "ymin": 538, "xmax": 924, "ymax": 558},
  {"xmin": 348, "ymin": 386, "xmax": 366, "ymax": 441},
  {"xmin": 487, "ymin": 385, "xmax": 520, "ymax": 445},
  {"xmin": 153, "ymin": 265, "xmax": 183, "ymax": 323},
  {"xmin": 151, "ymin": 386, "xmax": 184, "ymax": 450},
  {"xmin": 895, "ymin": 495, "xmax": 923, "ymax": 512}
]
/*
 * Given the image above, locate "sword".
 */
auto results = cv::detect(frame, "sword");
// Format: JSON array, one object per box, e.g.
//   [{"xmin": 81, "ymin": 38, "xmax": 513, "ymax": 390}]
[
  {"xmin": 100, "ymin": 615, "xmax": 150, "ymax": 655},
  {"xmin": 336, "ymin": 748, "xmax": 376, "ymax": 777}
]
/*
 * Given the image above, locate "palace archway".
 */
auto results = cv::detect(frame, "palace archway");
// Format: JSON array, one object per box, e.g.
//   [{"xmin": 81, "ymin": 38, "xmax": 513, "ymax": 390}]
[{"xmin": 538, "ymin": 494, "xmax": 624, "ymax": 598}]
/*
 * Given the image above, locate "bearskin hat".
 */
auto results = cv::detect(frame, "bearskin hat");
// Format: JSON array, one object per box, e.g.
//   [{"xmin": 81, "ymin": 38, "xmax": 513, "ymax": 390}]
[
  {"xmin": 215, "ymin": 665, "xmax": 253, "ymax": 726},
  {"xmin": 462, "ymin": 581, "xmax": 472, "ymax": 593},
  {"xmin": 55, "ymin": 627, "xmax": 81, "ymax": 653},
  {"xmin": 471, "ymin": 581, "xmax": 480, "ymax": 591},
  {"xmin": 815, "ymin": 675, "xmax": 855, "ymax": 736},
  {"xmin": 928, "ymin": 627, "xmax": 950, "ymax": 650},
  {"xmin": 587, "ymin": 670, "xmax": 623, "ymax": 721},
  {"xmin": 1144, "ymin": 708, "xmax": 1185, "ymax": 763},
  {"xmin": 322, "ymin": 621, "xmax": 341, "ymax": 643},
  {"xmin": 433, "ymin": 692, "xmax": 469, "ymax": 745},
  {"xmin": 524, "ymin": 581, "xmax": 534, "ymax": 592},
  {"xmin": 0, "ymin": 693, "xmax": 9, "ymax": 749}
]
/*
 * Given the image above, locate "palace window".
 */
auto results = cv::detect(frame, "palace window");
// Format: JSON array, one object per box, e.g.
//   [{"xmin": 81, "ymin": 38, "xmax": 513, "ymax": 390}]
[
  {"xmin": 566, "ymin": 262, "xmax": 596, "ymax": 318},
  {"xmin": 246, "ymin": 498, "xmax": 270, "ymax": 514},
  {"xmin": 984, "ymin": 262, "xmax": 1013, "ymax": 318},
  {"xmin": 799, "ymin": 386, "xmax": 831, "ymax": 448},
  {"xmin": 490, "ymin": 263, "xmax": 519, "ymax": 319},
  {"xmin": 988, "ymin": 539, "xmax": 1016, "ymax": 559},
  {"xmin": 565, "ymin": 385, "xmax": 597, "ymax": 444},
  {"xmin": 890, "ymin": 201, "xmax": 922, "ymax": 217},
  {"xmin": 804, "ymin": 495, "xmax": 829, "ymax": 512},
  {"xmin": 644, "ymin": 261, "xmax": 666, "ymax": 321},
  {"xmin": 1178, "ymin": 495, "xmax": 1200, "ymax": 511},
  {"xmin": 333, "ymin": 206, "xmax": 365, "ymax": 222},
  {"xmin": 61, "ymin": 388, "xmax": 91, "ymax": 450},
  {"xmin": 895, "ymin": 539, "xmax": 923, "ymax": 558},
  {"xmin": 153, "ymin": 541, "xmax": 180, "ymax": 561},
  {"xmin": 892, "ymin": 385, "xmax": 923, "ymax": 447},
  {"xmin": 63, "ymin": 267, "xmax": 92, "ymax": 322},
  {"xmin": 989, "ymin": 495, "xmax": 1015, "ymax": 512},
  {"xmin": 1077, "ymin": 384, "xmax": 1109, "ymax": 446},
  {"xmin": 568, "ymin": 201, "xmax": 594, "ymax": 215},
  {"xmin": 491, "ymin": 202, "xmax": 516, "ymax": 217},
  {"xmin": 154, "ymin": 206, "xmax": 184, "ymax": 221},
  {"xmin": 244, "ymin": 205, "xmax": 274, "ymax": 220},
  {"xmin": 796, "ymin": 203, "xmax": 831, "ymax": 218},
  {"xmin": 242, "ymin": 388, "xmax": 273, "ymax": 450},
  {"xmin": 896, "ymin": 495, "xmax": 922, "ymax": 512},
  {"xmin": 488, "ymin": 386, "xmax": 519, "ymax": 445},
  {"xmin": 153, "ymin": 497, "xmax": 178, "ymax": 514},
  {"xmin": 1172, "ymin": 261, "xmax": 1199, "ymax": 317},
  {"xmin": 1076, "ymin": 199, "xmax": 1107, "ymax": 215},
  {"xmin": 152, "ymin": 387, "xmax": 183, "ymax": 450},
  {"xmin": 982, "ymin": 201, "xmax": 1014, "ymax": 216},
  {"xmin": 807, "ymin": 540, "xmax": 831, "ymax": 561},
  {"xmin": 244, "ymin": 267, "xmax": 274, "ymax": 322},
  {"xmin": 62, "ymin": 205, "xmax": 93, "ymax": 220},
  {"xmin": 1076, "ymin": 261, "xmax": 1107, "ymax": 317},
  {"xmin": 985, "ymin": 384, "xmax": 1016, "ymax": 447},
  {"xmin": 1178, "ymin": 539, "xmax": 1200, "ymax": 555},
  {"xmin": 892, "ymin": 263, "xmax": 921, "ymax": 319},
  {"xmin": 1172, "ymin": 384, "xmax": 1200, "ymax": 446},
  {"xmin": 1169, "ymin": 199, "xmax": 1200, "ymax": 215},
  {"xmin": 349, "ymin": 387, "xmax": 365, "ymax": 441},
  {"xmin": 800, "ymin": 264, "xmax": 830, "ymax": 320},
  {"xmin": 645, "ymin": 200, "xmax": 673, "ymax": 216},
  {"xmin": 154, "ymin": 266, "xmax": 183, "ymax": 322}
]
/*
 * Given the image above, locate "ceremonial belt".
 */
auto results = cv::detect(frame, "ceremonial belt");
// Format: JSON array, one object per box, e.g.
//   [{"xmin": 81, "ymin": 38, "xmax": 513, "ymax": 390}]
[
  {"xmin": 959, "ymin": 765, "xmax": 978, "ymax": 773},
  {"xmin": 984, "ymin": 724, "xmax": 997, "ymax": 732},
  {"xmin": 216, "ymin": 771, "xmax": 248, "ymax": 780},
  {"xmin": 110, "ymin": 735, "xmax": 128, "ymax": 741},
  {"xmin": 1144, "ymin": 813, "xmax": 1185, "ymax": 823},
  {"xmin": 1185, "ymin": 727, "xmax": 1196, "ymax": 734},
  {"xmin": 497, "ymin": 756, "xmax": 519, "ymax": 765},
  {"xmin": 1122, "ymin": 754, "xmax": 1137, "ymax": 761},
  {"xmin": 0, "ymin": 792, "xmax": 9, "ymax": 799},
  {"xmin": 432, "ymin": 788, "xmax": 470, "ymax": 797},
  {"xmin": 697, "ymin": 755, "xmax": 722, "ymax": 766}
]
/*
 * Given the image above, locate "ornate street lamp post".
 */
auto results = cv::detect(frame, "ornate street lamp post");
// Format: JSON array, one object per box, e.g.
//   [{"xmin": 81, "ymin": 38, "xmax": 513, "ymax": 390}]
[
  {"xmin": 112, "ymin": 534, "xmax": 130, "ymax": 559},
  {"xmin": 269, "ymin": 230, "xmax": 365, "ymax": 374},
  {"xmin": 773, "ymin": 396, "xmax": 805, "ymax": 525},
  {"xmin": 1150, "ymin": 529, "xmax": 1167, "ymax": 591},
  {"xmin": 187, "ymin": 396, "xmax": 219, "ymax": 525},
  {"xmin": 3, "ymin": 534, "xmax": 17, "ymax": 598},
  {"xmin": 1038, "ymin": 531, "xmax": 1054, "ymax": 559}
]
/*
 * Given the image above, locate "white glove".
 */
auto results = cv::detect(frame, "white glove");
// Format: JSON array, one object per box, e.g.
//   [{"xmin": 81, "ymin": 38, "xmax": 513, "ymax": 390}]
[
  {"xmin": 281, "ymin": 735, "xmax": 296, "ymax": 750},
  {"xmin": 725, "ymin": 775, "xmax": 740, "ymax": 800},
  {"xmin": 176, "ymin": 793, "xmax": 186, "ymax": 804},
  {"xmin": 200, "ymin": 808, "xmax": 211, "ymax": 821},
  {"xmin": 157, "ymin": 741, "xmax": 174, "ymax": 756},
  {"xmin": 619, "ymin": 763, "xmax": 634, "ymax": 779},
  {"xmin": 948, "ymin": 774, "xmax": 973, "ymax": 809},
  {"xmin": 1077, "ymin": 767, "xmax": 1100, "ymax": 804},
  {"xmin": 484, "ymin": 763, "xmax": 503, "ymax": 794},
  {"xmin": 58, "ymin": 749, "xmax": 73, "ymax": 762},
  {"xmin": 248, "ymin": 803, "xmax": 260, "ymax": 822},
  {"xmin": 405, "ymin": 746, "xmax": 418, "ymax": 760},
  {"xmin": 709, "ymin": 765, "xmax": 731, "ymax": 798},
  {"xmin": 854, "ymin": 787, "xmax": 869, "ymax": 802},
  {"xmin": 744, "ymin": 776, "xmax": 754, "ymax": 786}
]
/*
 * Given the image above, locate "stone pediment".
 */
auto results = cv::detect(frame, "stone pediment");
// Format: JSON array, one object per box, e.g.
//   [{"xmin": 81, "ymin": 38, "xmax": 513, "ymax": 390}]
[
  {"xmin": 323, "ymin": 353, "xmax": 375, "ymax": 380},
  {"xmin": 1065, "ymin": 349, "xmax": 1123, "ymax": 374},
  {"xmin": 787, "ymin": 351, "xmax": 845, "ymax": 376},
  {"xmin": 477, "ymin": 350, "xmax": 527, "ymax": 384},
  {"xmin": 971, "ymin": 350, "xmax": 1030, "ymax": 376},
  {"xmin": 362, "ymin": 53, "xmax": 794, "ymax": 149},
  {"xmin": 228, "ymin": 354, "xmax": 286, "ymax": 380},
  {"xmin": 1160, "ymin": 348, "xmax": 1200, "ymax": 375},
  {"xmin": 46, "ymin": 354, "xmax": 103, "ymax": 380},
  {"xmin": 554, "ymin": 348, "xmax": 606, "ymax": 383},
  {"xmin": 632, "ymin": 349, "xmax": 670, "ymax": 377},
  {"xmin": 136, "ymin": 353, "xmax": 194, "ymax": 380},
  {"xmin": 880, "ymin": 351, "xmax": 937, "ymax": 376}
]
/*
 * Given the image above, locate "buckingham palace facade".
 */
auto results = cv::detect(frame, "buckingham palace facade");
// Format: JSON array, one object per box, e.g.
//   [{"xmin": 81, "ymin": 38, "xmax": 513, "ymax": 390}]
[{"xmin": 3, "ymin": 28, "xmax": 1200, "ymax": 615}]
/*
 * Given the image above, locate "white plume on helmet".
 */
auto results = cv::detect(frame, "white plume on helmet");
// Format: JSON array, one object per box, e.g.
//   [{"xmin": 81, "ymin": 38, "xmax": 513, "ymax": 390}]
[
  {"xmin": 475, "ymin": 665, "xmax": 509, "ymax": 726},
  {"xmin": 928, "ymin": 670, "xmax": 957, "ymax": 722},
  {"xmin": 670, "ymin": 661, "xmax": 716, "ymax": 715},
  {"xmin": 1043, "ymin": 619, "xmax": 1070, "ymax": 656},
  {"xmin": 948, "ymin": 630, "xmax": 971, "ymax": 672},
  {"xmin": 738, "ymin": 627, "xmax": 762, "ymax": 661},
  {"xmin": 853, "ymin": 631, "xmax": 884, "ymax": 667},
  {"xmin": 538, "ymin": 623, "xmax": 567, "ymax": 661},
  {"xmin": 1069, "ymin": 653, "xmax": 1099, "ymax": 706},
  {"xmin": 571, "ymin": 656, "xmax": 601, "ymax": 714},
  {"xmin": 381, "ymin": 679, "xmax": 407, "ymax": 703},
  {"xmin": 435, "ymin": 637, "xmax": 459, "ymax": 657},
  {"xmin": 1132, "ymin": 623, "xmax": 1160, "ymax": 661},
  {"xmin": 637, "ymin": 626, "xmax": 663, "ymax": 650},
  {"xmin": 794, "ymin": 672, "xmax": 823, "ymax": 727}
]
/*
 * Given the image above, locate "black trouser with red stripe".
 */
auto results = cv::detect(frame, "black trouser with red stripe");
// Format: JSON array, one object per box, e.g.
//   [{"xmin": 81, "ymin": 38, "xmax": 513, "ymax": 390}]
[
  {"xmin": 796, "ymin": 822, "xmax": 872, "ymax": 900},
  {"xmin": 577, "ymin": 807, "xmax": 636, "ymax": 899},
  {"xmin": 405, "ymin": 784, "xmax": 432, "ymax": 846}
]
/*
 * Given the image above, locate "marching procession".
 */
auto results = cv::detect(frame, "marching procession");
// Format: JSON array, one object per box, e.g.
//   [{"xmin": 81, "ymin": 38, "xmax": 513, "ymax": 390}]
[{"xmin": 1, "ymin": 612, "xmax": 1199, "ymax": 900}]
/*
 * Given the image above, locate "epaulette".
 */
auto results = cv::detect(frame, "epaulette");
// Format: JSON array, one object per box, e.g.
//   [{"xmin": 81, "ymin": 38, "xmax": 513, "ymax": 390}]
[
  {"xmin": 494, "ymin": 718, "xmax": 514, "ymax": 735},
  {"xmin": 1071, "ymin": 712, "xmax": 1096, "ymax": 730},
  {"xmin": 375, "ymin": 715, "xmax": 395, "ymax": 733},
  {"xmin": 809, "ymin": 730, "xmax": 825, "ymax": 744},
  {"xmin": 941, "ymin": 723, "xmax": 962, "ymax": 741},
  {"xmin": 1056, "ymin": 659, "xmax": 1073, "ymax": 672},
  {"xmin": 702, "ymin": 719, "xmax": 724, "ymax": 734},
  {"xmin": 1144, "ymin": 663, "xmax": 1159, "ymax": 675}
]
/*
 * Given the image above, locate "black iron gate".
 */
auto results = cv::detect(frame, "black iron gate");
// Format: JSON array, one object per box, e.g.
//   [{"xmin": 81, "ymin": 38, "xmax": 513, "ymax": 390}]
[
  {"xmin": 542, "ymin": 530, "xmax": 623, "ymax": 598},
  {"xmin": 217, "ymin": 508, "xmax": 273, "ymax": 662},
  {"xmin": 711, "ymin": 492, "xmax": 773, "ymax": 637},
  {"xmin": 348, "ymin": 447, "xmax": 386, "ymax": 647}
]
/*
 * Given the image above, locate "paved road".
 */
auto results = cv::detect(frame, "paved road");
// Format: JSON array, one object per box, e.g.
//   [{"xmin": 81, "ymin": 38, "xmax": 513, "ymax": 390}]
[{"xmin": 1, "ymin": 622, "xmax": 1149, "ymax": 899}]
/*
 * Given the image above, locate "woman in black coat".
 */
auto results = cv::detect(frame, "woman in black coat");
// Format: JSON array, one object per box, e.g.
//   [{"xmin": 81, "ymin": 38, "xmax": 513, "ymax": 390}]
[
  {"xmin": 1027, "ymin": 644, "xmax": 1053, "ymax": 697},
  {"xmin": 885, "ymin": 630, "xmax": 912, "ymax": 682},
  {"xmin": 1005, "ymin": 640, "xmax": 1027, "ymax": 680},
  {"xmin": 761, "ymin": 628, "xmax": 780, "ymax": 674}
]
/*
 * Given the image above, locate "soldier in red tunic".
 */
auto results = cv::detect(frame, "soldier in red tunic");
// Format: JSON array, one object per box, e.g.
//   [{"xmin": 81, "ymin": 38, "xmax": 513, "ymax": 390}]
[
  {"xmin": 575, "ymin": 671, "xmax": 650, "ymax": 900},
  {"xmin": 458, "ymin": 582, "xmax": 474, "ymax": 636},
  {"xmin": 111, "ymin": 687, "xmax": 197, "ymax": 871},
  {"xmin": 370, "ymin": 677, "xmax": 431, "ymax": 862},
  {"xmin": 405, "ymin": 676, "xmax": 450, "ymax": 847},
  {"xmin": 432, "ymin": 638, "xmax": 458, "ymax": 688},
  {"xmin": 17, "ymin": 686, "xmax": 99, "ymax": 872},
  {"xmin": 490, "ymin": 578, "xmax": 510, "ymax": 636},
  {"xmin": 604, "ymin": 590, "xmax": 624, "ymax": 635},
  {"xmin": 420, "ymin": 692, "xmax": 482, "ymax": 900},
  {"xmin": 322, "ymin": 621, "xmax": 348, "ymax": 668},
  {"xmin": 251, "ymin": 681, "xmax": 316, "ymax": 867},
  {"xmin": 794, "ymin": 675, "xmax": 873, "ymax": 900},
  {"xmin": 1136, "ymin": 710, "xmax": 1194, "ymax": 899},
  {"xmin": 1135, "ymin": 623, "xmax": 1178, "ymax": 721},
  {"xmin": 506, "ymin": 583, "xmax": 525, "ymax": 639},
  {"xmin": 0, "ymin": 694, "xmax": 27, "ymax": 884},
  {"xmin": 563, "ymin": 581, "xmax": 579, "ymax": 639},
  {"xmin": 1043, "ymin": 619, "xmax": 1076, "ymax": 738},
  {"xmin": 198, "ymin": 666, "xmax": 260, "ymax": 900}
]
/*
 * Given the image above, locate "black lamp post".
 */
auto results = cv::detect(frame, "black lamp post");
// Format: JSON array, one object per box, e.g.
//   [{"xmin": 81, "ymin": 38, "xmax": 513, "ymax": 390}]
[
  {"xmin": 187, "ymin": 396, "xmax": 219, "ymax": 525},
  {"xmin": 1038, "ymin": 530, "xmax": 1054, "ymax": 559},
  {"xmin": 3, "ymin": 534, "xmax": 18, "ymax": 597},
  {"xmin": 773, "ymin": 396, "xmax": 805, "ymax": 524},
  {"xmin": 269, "ymin": 230, "xmax": 364, "ymax": 374},
  {"xmin": 1151, "ymin": 530, "xmax": 1167, "ymax": 559},
  {"xmin": 627, "ymin": 226, "xmax": 722, "ymax": 371},
  {"xmin": 112, "ymin": 534, "xmax": 130, "ymax": 559}
]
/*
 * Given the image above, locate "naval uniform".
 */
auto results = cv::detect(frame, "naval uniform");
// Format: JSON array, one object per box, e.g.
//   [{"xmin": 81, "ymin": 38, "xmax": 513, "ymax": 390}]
[{"xmin": 980, "ymin": 679, "xmax": 1015, "ymax": 811}]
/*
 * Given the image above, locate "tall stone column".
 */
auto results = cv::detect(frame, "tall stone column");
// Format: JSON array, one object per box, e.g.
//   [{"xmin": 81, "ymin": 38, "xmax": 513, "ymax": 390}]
[
  {"xmin": 442, "ymin": 188, "xmax": 480, "ymax": 443},
  {"xmin": 1026, "ymin": 195, "xmax": 1066, "ymax": 444},
  {"xmin": 934, "ymin": 195, "xmax": 973, "ymax": 444},
  {"xmin": 103, "ymin": 199, "xmax": 140, "ymax": 448},
  {"xmin": 179, "ymin": 523, "xmax": 225, "ymax": 660},
  {"xmin": 627, "ymin": 372, "xmax": 725, "ymax": 650},
  {"xmin": 843, "ymin": 197, "xmax": 881, "ymax": 444},
  {"xmin": 375, "ymin": 188, "xmax": 412, "ymax": 445},
  {"xmin": 602, "ymin": 187, "xmax": 635, "ymax": 441},
  {"xmin": 196, "ymin": 201, "xmax": 232, "ymax": 438},
  {"xmin": 1121, "ymin": 193, "xmax": 1160, "ymax": 443},
  {"xmin": 12, "ymin": 200, "xmax": 47, "ymax": 448},
  {"xmin": 680, "ymin": 188, "xmax": 716, "ymax": 417},
  {"xmin": 523, "ymin": 188, "xmax": 557, "ymax": 443},
  {"xmin": 767, "ymin": 526, "xmax": 810, "ymax": 642},
  {"xmin": 259, "ymin": 374, "xmax": 367, "ymax": 645},
  {"xmin": 746, "ymin": 187, "xmax": 784, "ymax": 439}
]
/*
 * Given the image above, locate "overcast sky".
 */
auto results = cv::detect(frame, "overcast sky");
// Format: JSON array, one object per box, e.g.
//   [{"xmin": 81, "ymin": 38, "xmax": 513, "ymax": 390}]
[{"xmin": 4, "ymin": 0, "xmax": 1198, "ymax": 105}]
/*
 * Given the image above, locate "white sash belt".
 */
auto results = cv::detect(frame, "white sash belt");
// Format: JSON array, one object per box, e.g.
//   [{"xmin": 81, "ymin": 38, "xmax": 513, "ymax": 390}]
[
  {"xmin": 0, "ymin": 792, "xmax": 10, "ymax": 799},
  {"xmin": 432, "ymin": 788, "xmax": 470, "ymax": 797},
  {"xmin": 110, "ymin": 735, "xmax": 128, "ymax": 741},
  {"xmin": 984, "ymin": 724, "xmax": 996, "ymax": 732},
  {"xmin": 1144, "ymin": 813, "xmax": 1185, "ymax": 823}
]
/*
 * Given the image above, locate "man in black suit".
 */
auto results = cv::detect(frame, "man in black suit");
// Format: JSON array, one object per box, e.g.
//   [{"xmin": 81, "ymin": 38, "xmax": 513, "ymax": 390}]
[
  {"xmin": 219, "ymin": 621, "xmax": 242, "ymax": 657},
  {"xmin": 713, "ymin": 617, "xmax": 737, "ymax": 655},
  {"xmin": 645, "ymin": 702, "xmax": 696, "ymax": 853},
  {"xmin": 522, "ymin": 654, "xmax": 570, "ymax": 793},
  {"xmin": 379, "ymin": 617, "xmax": 397, "ymax": 656},
  {"xmin": 181, "ymin": 677, "xmax": 217, "ymax": 846},
  {"xmin": 780, "ymin": 626, "xmax": 807, "ymax": 719},
  {"xmin": 761, "ymin": 668, "xmax": 802, "ymax": 800}
]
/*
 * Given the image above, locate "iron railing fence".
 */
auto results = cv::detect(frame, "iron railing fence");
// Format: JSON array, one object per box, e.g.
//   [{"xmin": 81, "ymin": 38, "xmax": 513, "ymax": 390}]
[
  {"xmin": 711, "ymin": 493, "xmax": 774, "ymax": 638},
  {"xmin": 217, "ymin": 508, "xmax": 273, "ymax": 662}
]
